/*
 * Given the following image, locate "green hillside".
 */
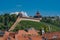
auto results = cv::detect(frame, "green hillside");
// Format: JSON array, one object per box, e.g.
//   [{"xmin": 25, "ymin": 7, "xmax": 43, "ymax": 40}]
[
  {"xmin": 13, "ymin": 20, "xmax": 60, "ymax": 32},
  {"xmin": 0, "ymin": 14, "xmax": 60, "ymax": 32}
]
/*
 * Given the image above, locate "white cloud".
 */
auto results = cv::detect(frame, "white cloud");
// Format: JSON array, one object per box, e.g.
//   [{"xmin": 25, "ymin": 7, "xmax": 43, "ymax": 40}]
[
  {"xmin": 21, "ymin": 11, "xmax": 29, "ymax": 17},
  {"xmin": 10, "ymin": 12, "xmax": 19, "ymax": 15},
  {"xmin": 10, "ymin": 11, "xmax": 29, "ymax": 17}
]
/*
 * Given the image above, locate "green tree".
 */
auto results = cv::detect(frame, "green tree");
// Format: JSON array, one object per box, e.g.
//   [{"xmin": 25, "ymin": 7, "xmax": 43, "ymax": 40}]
[{"xmin": 4, "ymin": 13, "xmax": 10, "ymax": 31}]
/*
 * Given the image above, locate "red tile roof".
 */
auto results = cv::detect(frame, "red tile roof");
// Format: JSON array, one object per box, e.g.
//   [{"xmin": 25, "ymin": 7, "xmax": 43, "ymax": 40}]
[
  {"xmin": 15, "ymin": 34, "xmax": 42, "ymax": 40},
  {"xmin": 18, "ymin": 30, "xmax": 39, "ymax": 36},
  {"xmin": 1, "ymin": 30, "xmax": 60, "ymax": 40},
  {"xmin": 43, "ymin": 32, "xmax": 60, "ymax": 39},
  {"xmin": 3, "ymin": 31, "xmax": 9, "ymax": 40}
]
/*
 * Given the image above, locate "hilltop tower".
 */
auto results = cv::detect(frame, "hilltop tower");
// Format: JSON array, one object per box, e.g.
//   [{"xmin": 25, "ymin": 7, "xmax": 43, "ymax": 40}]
[{"xmin": 34, "ymin": 11, "xmax": 42, "ymax": 18}]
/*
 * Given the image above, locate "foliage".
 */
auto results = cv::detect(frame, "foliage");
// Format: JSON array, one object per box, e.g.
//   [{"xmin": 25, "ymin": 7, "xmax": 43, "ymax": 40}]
[
  {"xmin": 0, "ymin": 14, "xmax": 60, "ymax": 32},
  {"xmin": 0, "ymin": 14, "xmax": 17, "ymax": 30},
  {"xmin": 13, "ymin": 20, "xmax": 49, "ymax": 32}
]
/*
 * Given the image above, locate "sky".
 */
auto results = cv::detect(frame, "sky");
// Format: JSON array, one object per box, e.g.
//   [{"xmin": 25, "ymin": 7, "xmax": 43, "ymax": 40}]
[{"xmin": 0, "ymin": 0, "xmax": 60, "ymax": 16}]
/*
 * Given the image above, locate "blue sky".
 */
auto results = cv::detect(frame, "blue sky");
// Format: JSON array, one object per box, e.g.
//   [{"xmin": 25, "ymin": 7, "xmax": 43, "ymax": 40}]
[{"xmin": 0, "ymin": 0, "xmax": 60, "ymax": 16}]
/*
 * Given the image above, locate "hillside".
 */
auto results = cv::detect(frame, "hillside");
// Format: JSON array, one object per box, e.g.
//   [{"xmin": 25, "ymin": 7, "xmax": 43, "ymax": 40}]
[
  {"xmin": 13, "ymin": 20, "xmax": 60, "ymax": 32},
  {"xmin": 0, "ymin": 14, "xmax": 60, "ymax": 32}
]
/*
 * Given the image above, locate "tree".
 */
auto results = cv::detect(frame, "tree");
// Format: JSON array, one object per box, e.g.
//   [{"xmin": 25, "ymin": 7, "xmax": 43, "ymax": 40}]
[
  {"xmin": 0, "ymin": 15, "xmax": 4, "ymax": 23},
  {"xmin": 10, "ymin": 14, "xmax": 17, "ymax": 22},
  {"xmin": 4, "ymin": 13, "xmax": 10, "ymax": 31}
]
